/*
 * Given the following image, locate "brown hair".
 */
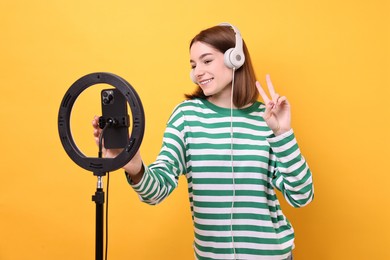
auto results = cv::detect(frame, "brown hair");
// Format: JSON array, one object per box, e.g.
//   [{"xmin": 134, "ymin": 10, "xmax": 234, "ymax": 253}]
[{"xmin": 185, "ymin": 25, "xmax": 258, "ymax": 108}]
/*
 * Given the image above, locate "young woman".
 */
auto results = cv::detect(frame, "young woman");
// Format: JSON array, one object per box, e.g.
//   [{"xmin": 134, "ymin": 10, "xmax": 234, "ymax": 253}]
[{"xmin": 93, "ymin": 23, "xmax": 313, "ymax": 260}]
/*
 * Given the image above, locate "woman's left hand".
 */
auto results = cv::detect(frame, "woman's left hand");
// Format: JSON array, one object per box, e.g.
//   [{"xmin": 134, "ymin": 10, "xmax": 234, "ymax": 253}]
[{"xmin": 256, "ymin": 74, "xmax": 291, "ymax": 136}]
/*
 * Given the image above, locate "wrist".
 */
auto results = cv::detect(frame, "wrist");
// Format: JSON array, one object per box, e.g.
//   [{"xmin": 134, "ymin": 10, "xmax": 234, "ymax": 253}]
[
  {"xmin": 124, "ymin": 163, "xmax": 144, "ymax": 184},
  {"xmin": 274, "ymin": 127, "xmax": 291, "ymax": 136}
]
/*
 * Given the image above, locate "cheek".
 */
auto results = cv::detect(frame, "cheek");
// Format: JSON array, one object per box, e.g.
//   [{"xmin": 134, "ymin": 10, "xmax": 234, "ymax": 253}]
[{"xmin": 220, "ymin": 67, "xmax": 233, "ymax": 83}]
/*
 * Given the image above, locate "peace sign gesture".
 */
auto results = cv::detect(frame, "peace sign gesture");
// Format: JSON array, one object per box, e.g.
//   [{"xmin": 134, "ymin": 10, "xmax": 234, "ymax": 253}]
[{"xmin": 256, "ymin": 74, "xmax": 291, "ymax": 136}]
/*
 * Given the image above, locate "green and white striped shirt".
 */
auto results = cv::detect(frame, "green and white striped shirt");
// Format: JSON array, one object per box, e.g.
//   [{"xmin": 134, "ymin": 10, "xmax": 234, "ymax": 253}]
[{"xmin": 129, "ymin": 98, "xmax": 314, "ymax": 260}]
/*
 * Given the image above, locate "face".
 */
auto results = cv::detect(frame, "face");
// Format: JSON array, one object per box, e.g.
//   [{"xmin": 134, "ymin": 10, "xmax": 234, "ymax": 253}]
[{"xmin": 190, "ymin": 41, "xmax": 233, "ymax": 104}]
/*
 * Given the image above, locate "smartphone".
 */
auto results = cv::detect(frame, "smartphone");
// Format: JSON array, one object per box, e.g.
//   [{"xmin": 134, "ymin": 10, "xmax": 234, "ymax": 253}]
[{"xmin": 100, "ymin": 88, "xmax": 129, "ymax": 149}]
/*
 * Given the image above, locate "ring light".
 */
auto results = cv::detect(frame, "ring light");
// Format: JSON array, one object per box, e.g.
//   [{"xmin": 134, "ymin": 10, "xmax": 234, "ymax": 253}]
[{"xmin": 58, "ymin": 72, "xmax": 145, "ymax": 175}]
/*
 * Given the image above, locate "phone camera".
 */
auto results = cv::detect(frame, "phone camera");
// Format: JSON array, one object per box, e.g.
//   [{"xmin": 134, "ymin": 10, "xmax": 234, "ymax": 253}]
[{"xmin": 102, "ymin": 90, "xmax": 114, "ymax": 105}]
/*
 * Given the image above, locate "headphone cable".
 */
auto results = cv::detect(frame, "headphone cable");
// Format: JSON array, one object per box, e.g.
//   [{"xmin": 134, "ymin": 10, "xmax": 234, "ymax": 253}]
[{"xmin": 230, "ymin": 67, "xmax": 237, "ymax": 259}]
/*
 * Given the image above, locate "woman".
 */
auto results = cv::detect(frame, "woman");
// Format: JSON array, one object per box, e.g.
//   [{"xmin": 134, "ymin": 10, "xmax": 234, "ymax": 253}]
[{"xmin": 93, "ymin": 23, "xmax": 313, "ymax": 260}]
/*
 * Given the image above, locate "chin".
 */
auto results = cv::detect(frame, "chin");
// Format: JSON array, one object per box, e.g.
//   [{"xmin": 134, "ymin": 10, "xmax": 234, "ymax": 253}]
[{"xmin": 200, "ymin": 89, "xmax": 213, "ymax": 97}]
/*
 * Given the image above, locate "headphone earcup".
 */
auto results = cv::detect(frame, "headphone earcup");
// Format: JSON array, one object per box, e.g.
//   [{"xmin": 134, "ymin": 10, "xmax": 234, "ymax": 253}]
[
  {"xmin": 190, "ymin": 70, "xmax": 197, "ymax": 84},
  {"xmin": 224, "ymin": 47, "xmax": 245, "ymax": 69},
  {"xmin": 224, "ymin": 48, "xmax": 235, "ymax": 69}
]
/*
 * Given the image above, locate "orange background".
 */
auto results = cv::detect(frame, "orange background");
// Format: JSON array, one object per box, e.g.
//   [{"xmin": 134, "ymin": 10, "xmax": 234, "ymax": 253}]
[{"xmin": 1, "ymin": 0, "xmax": 389, "ymax": 259}]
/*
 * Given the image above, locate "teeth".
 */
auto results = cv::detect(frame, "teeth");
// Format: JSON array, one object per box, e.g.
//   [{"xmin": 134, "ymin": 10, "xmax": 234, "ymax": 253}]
[{"xmin": 200, "ymin": 79, "xmax": 213, "ymax": 85}]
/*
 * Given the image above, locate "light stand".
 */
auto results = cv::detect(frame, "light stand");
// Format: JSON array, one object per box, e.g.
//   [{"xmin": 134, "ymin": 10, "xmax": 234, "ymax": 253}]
[
  {"xmin": 92, "ymin": 175, "xmax": 105, "ymax": 260},
  {"xmin": 58, "ymin": 72, "xmax": 145, "ymax": 260}
]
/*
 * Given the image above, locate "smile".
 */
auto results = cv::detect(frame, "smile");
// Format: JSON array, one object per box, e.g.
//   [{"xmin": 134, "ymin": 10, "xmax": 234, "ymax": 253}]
[{"xmin": 199, "ymin": 78, "xmax": 213, "ymax": 86}]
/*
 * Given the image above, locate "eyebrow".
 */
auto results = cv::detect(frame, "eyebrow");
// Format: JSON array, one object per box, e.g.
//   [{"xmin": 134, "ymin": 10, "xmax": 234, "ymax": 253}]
[{"xmin": 190, "ymin": 53, "xmax": 213, "ymax": 63}]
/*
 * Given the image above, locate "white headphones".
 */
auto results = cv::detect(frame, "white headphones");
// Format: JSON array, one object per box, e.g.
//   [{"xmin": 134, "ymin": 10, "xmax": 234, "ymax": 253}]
[{"xmin": 190, "ymin": 23, "xmax": 245, "ymax": 84}]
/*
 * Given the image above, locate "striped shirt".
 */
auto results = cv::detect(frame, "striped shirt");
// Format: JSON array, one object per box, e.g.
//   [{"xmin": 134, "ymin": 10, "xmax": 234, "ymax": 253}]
[{"xmin": 129, "ymin": 98, "xmax": 314, "ymax": 260}]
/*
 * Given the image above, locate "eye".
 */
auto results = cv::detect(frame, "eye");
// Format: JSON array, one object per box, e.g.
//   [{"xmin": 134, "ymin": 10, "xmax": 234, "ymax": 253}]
[{"xmin": 204, "ymin": 59, "xmax": 212, "ymax": 64}]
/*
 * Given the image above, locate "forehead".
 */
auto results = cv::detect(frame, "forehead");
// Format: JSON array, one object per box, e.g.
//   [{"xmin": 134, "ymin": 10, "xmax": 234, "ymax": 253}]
[{"xmin": 190, "ymin": 41, "xmax": 221, "ymax": 61}]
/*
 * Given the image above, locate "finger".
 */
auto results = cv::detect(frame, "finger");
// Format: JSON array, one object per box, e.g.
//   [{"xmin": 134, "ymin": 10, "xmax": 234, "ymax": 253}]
[
  {"xmin": 255, "ymin": 81, "xmax": 270, "ymax": 103},
  {"xmin": 93, "ymin": 128, "xmax": 100, "ymax": 138},
  {"xmin": 273, "ymin": 93, "xmax": 280, "ymax": 103},
  {"xmin": 266, "ymin": 74, "xmax": 276, "ymax": 98},
  {"xmin": 277, "ymin": 96, "xmax": 288, "ymax": 106},
  {"xmin": 263, "ymin": 102, "xmax": 274, "ymax": 120},
  {"xmin": 272, "ymin": 96, "xmax": 283, "ymax": 113},
  {"xmin": 92, "ymin": 115, "xmax": 99, "ymax": 127}
]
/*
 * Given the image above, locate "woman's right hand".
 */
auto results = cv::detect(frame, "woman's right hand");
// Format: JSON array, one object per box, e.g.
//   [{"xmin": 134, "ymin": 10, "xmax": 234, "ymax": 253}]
[{"xmin": 92, "ymin": 116, "xmax": 144, "ymax": 183}]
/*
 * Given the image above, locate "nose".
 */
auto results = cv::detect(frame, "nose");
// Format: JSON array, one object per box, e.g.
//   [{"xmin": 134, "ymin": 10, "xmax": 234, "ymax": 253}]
[{"xmin": 193, "ymin": 65, "xmax": 205, "ymax": 80}]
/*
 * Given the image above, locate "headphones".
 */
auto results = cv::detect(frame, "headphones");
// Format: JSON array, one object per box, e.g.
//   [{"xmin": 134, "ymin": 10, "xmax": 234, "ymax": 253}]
[{"xmin": 190, "ymin": 22, "xmax": 245, "ymax": 84}]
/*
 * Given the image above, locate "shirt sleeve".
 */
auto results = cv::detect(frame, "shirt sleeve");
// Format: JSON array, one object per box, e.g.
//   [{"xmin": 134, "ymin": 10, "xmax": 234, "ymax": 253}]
[
  {"xmin": 126, "ymin": 115, "xmax": 187, "ymax": 205},
  {"xmin": 267, "ymin": 129, "xmax": 314, "ymax": 208}
]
